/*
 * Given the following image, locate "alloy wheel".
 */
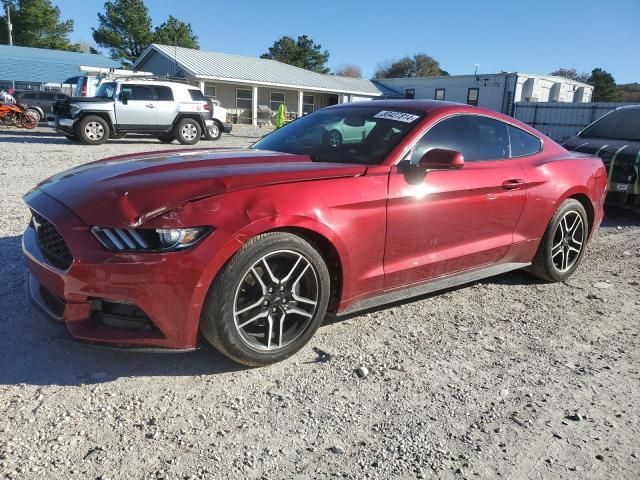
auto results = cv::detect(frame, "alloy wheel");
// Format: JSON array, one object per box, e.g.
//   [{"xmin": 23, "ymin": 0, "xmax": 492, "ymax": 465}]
[
  {"xmin": 85, "ymin": 121, "xmax": 104, "ymax": 140},
  {"xmin": 182, "ymin": 123, "xmax": 198, "ymax": 141},
  {"xmin": 327, "ymin": 130, "xmax": 341, "ymax": 148},
  {"xmin": 551, "ymin": 210, "xmax": 585, "ymax": 272},
  {"xmin": 233, "ymin": 250, "xmax": 319, "ymax": 351},
  {"xmin": 208, "ymin": 124, "xmax": 220, "ymax": 138}
]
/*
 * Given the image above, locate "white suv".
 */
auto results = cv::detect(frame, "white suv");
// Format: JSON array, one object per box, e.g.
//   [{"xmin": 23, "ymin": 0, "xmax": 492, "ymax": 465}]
[{"xmin": 50, "ymin": 78, "xmax": 231, "ymax": 145}]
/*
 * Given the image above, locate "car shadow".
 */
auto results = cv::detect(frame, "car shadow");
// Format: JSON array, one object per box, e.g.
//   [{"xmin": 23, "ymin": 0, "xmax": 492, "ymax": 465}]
[
  {"xmin": 0, "ymin": 129, "xmax": 262, "ymax": 145},
  {"xmin": 0, "ymin": 234, "xmax": 245, "ymax": 387}
]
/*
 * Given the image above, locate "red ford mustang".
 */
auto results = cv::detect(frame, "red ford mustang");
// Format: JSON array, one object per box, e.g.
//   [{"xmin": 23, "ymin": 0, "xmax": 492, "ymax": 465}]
[{"xmin": 23, "ymin": 100, "xmax": 607, "ymax": 366}]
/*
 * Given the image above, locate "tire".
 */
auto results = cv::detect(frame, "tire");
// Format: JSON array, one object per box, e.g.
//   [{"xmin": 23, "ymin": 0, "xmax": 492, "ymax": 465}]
[
  {"xmin": 200, "ymin": 232, "xmax": 331, "ymax": 366},
  {"xmin": 324, "ymin": 129, "xmax": 342, "ymax": 148},
  {"xmin": 20, "ymin": 113, "xmax": 38, "ymax": 129},
  {"xmin": 203, "ymin": 121, "xmax": 222, "ymax": 141},
  {"xmin": 174, "ymin": 118, "xmax": 201, "ymax": 145},
  {"xmin": 26, "ymin": 108, "xmax": 41, "ymax": 123},
  {"xmin": 526, "ymin": 198, "xmax": 589, "ymax": 282},
  {"xmin": 157, "ymin": 134, "xmax": 175, "ymax": 144},
  {"xmin": 76, "ymin": 115, "xmax": 109, "ymax": 145}
]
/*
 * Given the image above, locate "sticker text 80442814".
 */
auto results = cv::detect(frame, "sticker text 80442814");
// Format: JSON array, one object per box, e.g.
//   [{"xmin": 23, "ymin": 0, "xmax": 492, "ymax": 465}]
[{"xmin": 373, "ymin": 111, "xmax": 421, "ymax": 123}]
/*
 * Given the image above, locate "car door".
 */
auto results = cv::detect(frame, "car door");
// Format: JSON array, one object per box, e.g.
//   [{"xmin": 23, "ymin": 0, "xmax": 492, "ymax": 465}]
[
  {"xmin": 153, "ymin": 86, "xmax": 176, "ymax": 129},
  {"xmin": 384, "ymin": 114, "xmax": 528, "ymax": 288},
  {"xmin": 115, "ymin": 84, "xmax": 157, "ymax": 128}
]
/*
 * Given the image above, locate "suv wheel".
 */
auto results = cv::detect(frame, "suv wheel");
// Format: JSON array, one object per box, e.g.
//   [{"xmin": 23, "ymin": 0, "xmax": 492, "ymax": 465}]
[
  {"xmin": 204, "ymin": 121, "xmax": 222, "ymax": 141},
  {"xmin": 77, "ymin": 115, "xmax": 109, "ymax": 145},
  {"xmin": 175, "ymin": 118, "xmax": 201, "ymax": 145}
]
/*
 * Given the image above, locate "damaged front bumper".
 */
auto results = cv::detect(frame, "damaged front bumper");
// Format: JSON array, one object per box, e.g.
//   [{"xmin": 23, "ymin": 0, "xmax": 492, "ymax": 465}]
[{"xmin": 22, "ymin": 189, "xmax": 238, "ymax": 351}]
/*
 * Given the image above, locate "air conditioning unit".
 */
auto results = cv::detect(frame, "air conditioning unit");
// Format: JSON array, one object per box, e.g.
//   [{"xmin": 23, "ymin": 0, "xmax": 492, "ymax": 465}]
[{"xmin": 524, "ymin": 96, "xmax": 539, "ymax": 102}]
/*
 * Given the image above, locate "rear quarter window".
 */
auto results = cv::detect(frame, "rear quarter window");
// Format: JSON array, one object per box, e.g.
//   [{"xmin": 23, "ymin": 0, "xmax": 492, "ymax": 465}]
[
  {"xmin": 509, "ymin": 125, "xmax": 542, "ymax": 157},
  {"xmin": 188, "ymin": 89, "xmax": 206, "ymax": 101}
]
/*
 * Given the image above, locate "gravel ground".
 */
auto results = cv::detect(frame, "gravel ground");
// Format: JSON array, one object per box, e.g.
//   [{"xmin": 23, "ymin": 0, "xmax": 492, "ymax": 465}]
[{"xmin": 0, "ymin": 126, "xmax": 639, "ymax": 480}]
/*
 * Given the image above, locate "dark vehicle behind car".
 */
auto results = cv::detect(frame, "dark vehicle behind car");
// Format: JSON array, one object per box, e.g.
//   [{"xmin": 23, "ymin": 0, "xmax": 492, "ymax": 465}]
[
  {"xmin": 563, "ymin": 105, "xmax": 640, "ymax": 210},
  {"xmin": 14, "ymin": 90, "xmax": 69, "ymax": 123}
]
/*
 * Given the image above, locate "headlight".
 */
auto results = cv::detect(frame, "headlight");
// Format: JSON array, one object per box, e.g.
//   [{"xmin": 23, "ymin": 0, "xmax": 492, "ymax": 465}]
[
  {"xmin": 92, "ymin": 226, "xmax": 210, "ymax": 252},
  {"xmin": 69, "ymin": 104, "xmax": 81, "ymax": 117}
]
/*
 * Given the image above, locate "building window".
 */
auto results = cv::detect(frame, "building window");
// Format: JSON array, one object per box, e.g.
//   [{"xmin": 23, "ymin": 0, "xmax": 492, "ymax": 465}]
[
  {"xmin": 270, "ymin": 91, "xmax": 285, "ymax": 111},
  {"xmin": 467, "ymin": 88, "xmax": 479, "ymax": 106},
  {"xmin": 204, "ymin": 84, "xmax": 216, "ymax": 98},
  {"xmin": 236, "ymin": 88, "xmax": 253, "ymax": 109},
  {"xmin": 435, "ymin": 88, "xmax": 445, "ymax": 101},
  {"xmin": 405, "ymin": 88, "xmax": 415, "ymax": 99},
  {"xmin": 302, "ymin": 94, "xmax": 315, "ymax": 114}
]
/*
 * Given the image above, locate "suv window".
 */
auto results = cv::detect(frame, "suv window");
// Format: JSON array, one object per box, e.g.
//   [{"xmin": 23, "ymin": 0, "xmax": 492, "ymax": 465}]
[
  {"xmin": 188, "ymin": 89, "xmax": 206, "ymax": 101},
  {"xmin": 121, "ymin": 84, "xmax": 154, "ymax": 101},
  {"xmin": 509, "ymin": 125, "xmax": 542, "ymax": 157},
  {"xmin": 21, "ymin": 92, "xmax": 37, "ymax": 100},
  {"xmin": 411, "ymin": 115, "xmax": 510, "ymax": 163},
  {"xmin": 41, "ymin": 93, "xmax": 56, "ymax": 101},
  {"xmin": 155, "ymin": 86, "xmax": 174, "ymax": 101},
  {"xmin": 580, "ymin": 108, "xmax": 640, "ymax": 142}
]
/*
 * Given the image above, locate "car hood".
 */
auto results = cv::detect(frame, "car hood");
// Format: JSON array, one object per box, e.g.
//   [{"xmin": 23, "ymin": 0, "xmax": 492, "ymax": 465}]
[
  {"xmin": 33, "ymin": 148, "xmax": 366, "ymax": 227},
  {"xmin": 563, "ymin": 135, "xmax": 640, "ymax": 165}
]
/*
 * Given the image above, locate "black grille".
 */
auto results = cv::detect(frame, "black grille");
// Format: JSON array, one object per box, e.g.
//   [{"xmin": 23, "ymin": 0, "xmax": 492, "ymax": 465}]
[{"xmin": 32, "ymin": 211, "xmax": 73, "ymax": 269}]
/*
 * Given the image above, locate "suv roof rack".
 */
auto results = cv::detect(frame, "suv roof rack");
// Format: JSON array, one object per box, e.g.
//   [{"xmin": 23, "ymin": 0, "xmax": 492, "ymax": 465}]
[{"xmin": 109, "ymin": 75, "xmax": 193, "ymax": 85}]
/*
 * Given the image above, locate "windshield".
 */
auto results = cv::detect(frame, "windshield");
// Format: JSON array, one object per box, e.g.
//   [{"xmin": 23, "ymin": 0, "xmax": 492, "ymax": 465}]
[
  {"xmin": 95, "ymin": 82, "xmax": 117, "ymax": 99},
  {"xmin": 252, "ymin": 106, "xmax": 425, "ymax": 165},
  {"xmin": 580, "ymin": 108, "xmax": 640, "ymax": 141}
]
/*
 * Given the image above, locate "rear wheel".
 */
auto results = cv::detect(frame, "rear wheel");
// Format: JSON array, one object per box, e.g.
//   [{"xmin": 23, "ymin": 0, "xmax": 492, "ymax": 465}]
[
  {"xmin": 174, "ymin": 118, "xmax": 201, "ymax": 145},
  {"xmin": 200, "ymin": 232, "xmax": 331, "ymax": 366},
  {"xmin": 526, "ymin": 198, "xmax": 588, "ymax": 282},
  {"xmin": 76, "ymin": 115, "xmax": 109, "ymax": 145}
]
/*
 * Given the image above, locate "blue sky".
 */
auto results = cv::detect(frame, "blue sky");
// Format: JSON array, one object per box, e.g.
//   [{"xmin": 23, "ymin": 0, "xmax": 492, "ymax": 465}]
[{"xmin": 56, "ymin": 0, "xmax": 639, "ymax": 83}]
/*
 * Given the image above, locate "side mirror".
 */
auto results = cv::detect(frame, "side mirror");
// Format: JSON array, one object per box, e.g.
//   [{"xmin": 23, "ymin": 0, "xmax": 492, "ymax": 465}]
[
  {"xmin": 419, "ymin": 148, "xmax": 464, "ymax": 170},
  {"xmin": 118, "ymin": 91, "xmax": 129, "ymax": 105}
]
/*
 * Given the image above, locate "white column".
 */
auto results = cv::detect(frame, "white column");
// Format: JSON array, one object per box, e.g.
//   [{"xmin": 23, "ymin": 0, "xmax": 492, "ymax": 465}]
[
  {"xmin": 252, "ymin": 85, "xmax": 258, "ymax": 126},
  {"xmin": 199, "ymin": 80, "xmax": 205, "ymax": 93},
  {"xmin": 298, "ymin": 90, "xmax": 304, "ymax": 118}
]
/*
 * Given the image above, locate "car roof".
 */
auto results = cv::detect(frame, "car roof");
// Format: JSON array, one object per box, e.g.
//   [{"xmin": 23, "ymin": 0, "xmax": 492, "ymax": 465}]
[{"xmin": 330, "ymin": 99, "xmax": 537, "ymax": 131}]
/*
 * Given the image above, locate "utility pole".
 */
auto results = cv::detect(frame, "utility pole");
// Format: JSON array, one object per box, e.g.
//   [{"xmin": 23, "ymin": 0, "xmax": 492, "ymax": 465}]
[{"xmin": 6, "ymin": 2, "xmax": 13, "ymax": 46}]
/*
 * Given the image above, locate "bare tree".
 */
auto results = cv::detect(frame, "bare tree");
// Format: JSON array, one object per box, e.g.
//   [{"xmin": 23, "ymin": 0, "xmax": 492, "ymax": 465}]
[{"xmin": 334, "ymin": 64, "xmax": 362, "ymax": 78}]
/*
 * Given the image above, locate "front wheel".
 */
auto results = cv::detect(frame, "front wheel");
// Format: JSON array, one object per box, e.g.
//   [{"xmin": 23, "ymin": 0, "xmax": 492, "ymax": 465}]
[
  {"xmin": 20, "ymin": 113, "xmax": 38, "ymax": 129},
  {"xmin": 526, "ymin": 198, "xmax": 588, "ymax": 282},
  {"xmin": 174, "ymin": 118, "xmax": 201, "ymax": 145},
  {"xmin": 76, "ymin": 115, "xmax": 109, "ymax": 145},
  {"xmin": 200, "ymin": 232, "xmax": 331, "ymax": 366},
  {"xmin": 204, "ymin": 121, "xmax": 222, "ymax": 141}
]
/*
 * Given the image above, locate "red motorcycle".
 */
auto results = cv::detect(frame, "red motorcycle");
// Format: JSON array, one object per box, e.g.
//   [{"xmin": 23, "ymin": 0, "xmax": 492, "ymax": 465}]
[{"xmin": 0, "ymin": 103, "xmax": 38, "ymax": 129}]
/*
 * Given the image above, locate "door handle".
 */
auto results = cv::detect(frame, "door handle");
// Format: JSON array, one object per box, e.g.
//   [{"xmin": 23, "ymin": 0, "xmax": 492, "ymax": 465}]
[
  {"xmin": 502, "ymin": 179, "xmax": 525, "ymax": 190},
  {"xmin": 146, "ymin": 104, "xmax": 156, "ymax": 109}
]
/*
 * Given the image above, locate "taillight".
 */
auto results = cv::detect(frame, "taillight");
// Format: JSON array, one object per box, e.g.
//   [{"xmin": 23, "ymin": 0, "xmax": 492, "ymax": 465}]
[{"xmin": 203, "ymin": 103, "xmax": 210, "ymax": 111}]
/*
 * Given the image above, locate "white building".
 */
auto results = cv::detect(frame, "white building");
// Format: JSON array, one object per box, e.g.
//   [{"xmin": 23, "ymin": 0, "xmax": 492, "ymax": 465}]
[
  {"xmin": 376, "ymin": 73, "xmax": 593, "ymax": 115},
  {"xmin": 134, "ymin": 44, "xmax": 392, "ymax": 125}
]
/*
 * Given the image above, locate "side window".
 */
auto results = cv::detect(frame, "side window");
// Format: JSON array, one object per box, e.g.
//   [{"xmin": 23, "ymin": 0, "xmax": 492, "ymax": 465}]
[
  {"xmin": 22, "ymin": 92, "xmax": 37, "ymax": 100},
  {"xmin": 508, "ymin": 125, "xmax": 542, "ymax": 157},
  {"xmin": 122, "ymin": 85, "xmax": 154, "ymax": 101},
  {"xmin": 188, "ymin": 89, "xmax": 207, "ymax": 101},
  {"xmin": 155, "ymin": 86, "xmax": 174, "ymax": 101},
  {"xmin": 411, "ymin": 115, "xmax": 510, "ymax": 163},
  {"xmin": 41, "ymin": 93, "xmax": 55, "ymax": 101}
]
